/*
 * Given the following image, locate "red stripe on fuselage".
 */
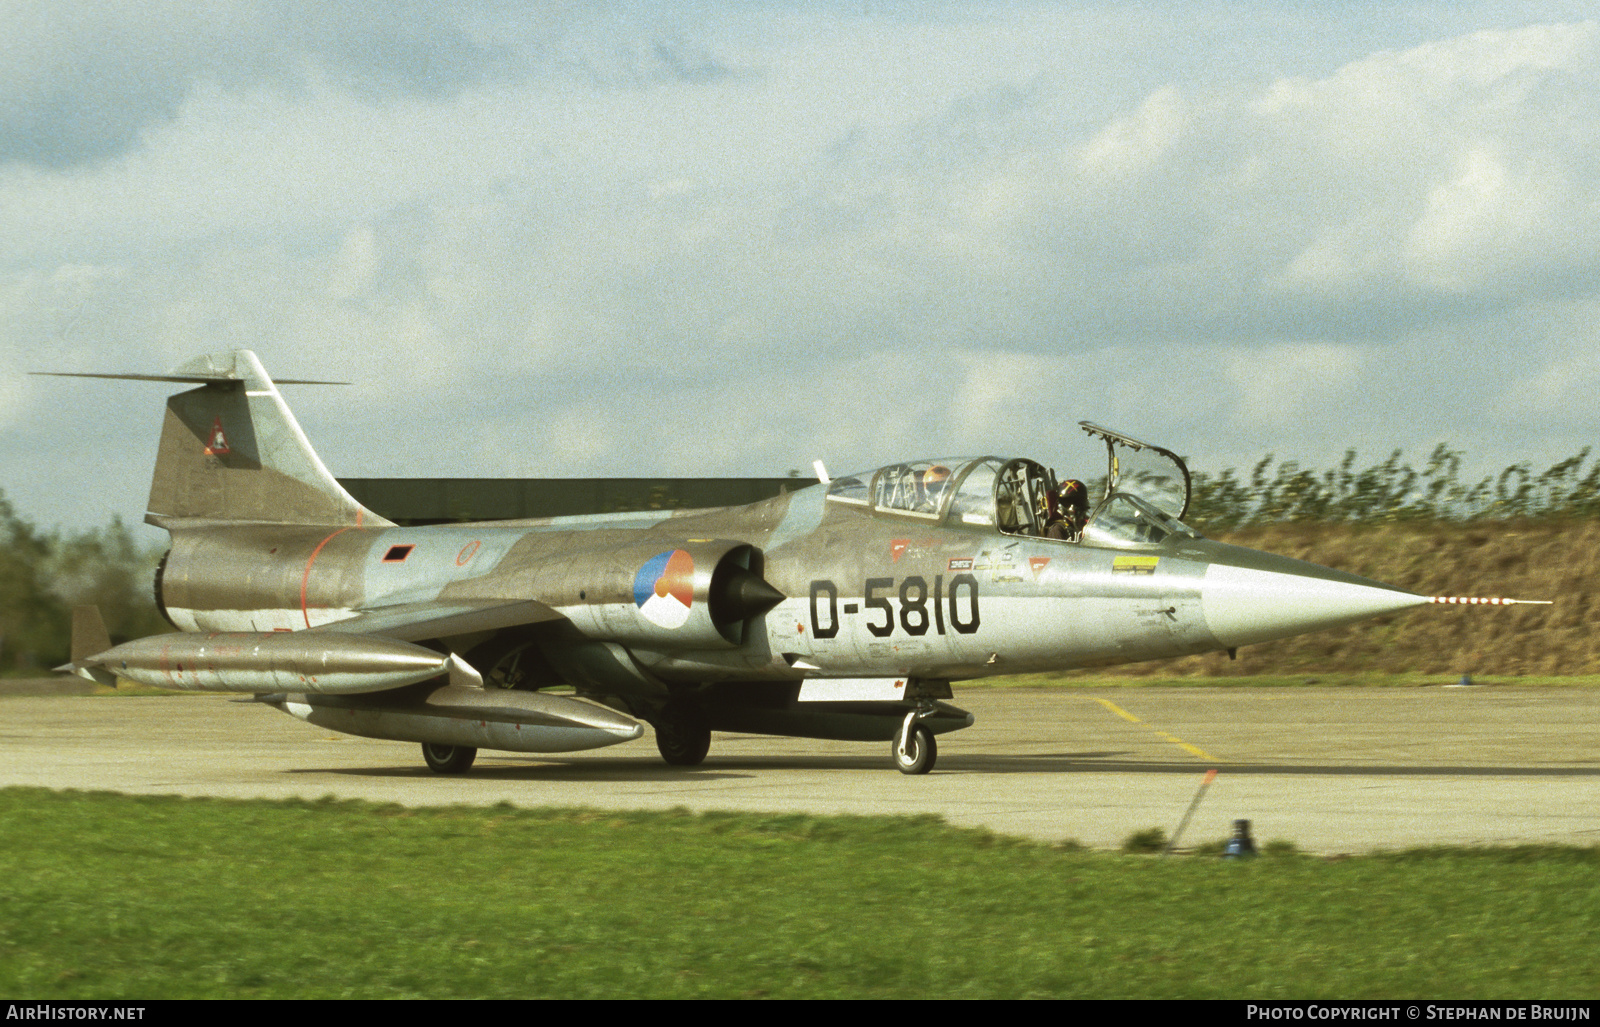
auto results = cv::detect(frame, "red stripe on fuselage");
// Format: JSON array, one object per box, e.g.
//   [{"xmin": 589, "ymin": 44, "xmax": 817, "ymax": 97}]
[{"xmin": 301, "ymin": 527, "xmax": 354, "ymax": 628}]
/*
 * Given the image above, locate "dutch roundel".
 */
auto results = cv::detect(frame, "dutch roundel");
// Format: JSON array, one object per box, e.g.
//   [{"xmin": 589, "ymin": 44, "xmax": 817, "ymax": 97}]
[{"xmin": 633, "ymin": 549, "xmax": 695, "ymax": 629}]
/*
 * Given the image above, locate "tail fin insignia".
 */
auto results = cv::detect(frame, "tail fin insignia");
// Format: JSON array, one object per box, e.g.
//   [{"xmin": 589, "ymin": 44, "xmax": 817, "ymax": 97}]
[{"xmin": 204, "ymin": 417, "xmax": 231, "ymax": 457}]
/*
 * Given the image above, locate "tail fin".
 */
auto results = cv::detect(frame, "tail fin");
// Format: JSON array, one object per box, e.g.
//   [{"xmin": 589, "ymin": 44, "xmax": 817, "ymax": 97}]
[
  {"xmin": 147, "ymin": 351, "xmax": 392, "ymax": 527},
  {"xmin": 42, "ymin": 350, "xmax": 391, "ymax": 528}
]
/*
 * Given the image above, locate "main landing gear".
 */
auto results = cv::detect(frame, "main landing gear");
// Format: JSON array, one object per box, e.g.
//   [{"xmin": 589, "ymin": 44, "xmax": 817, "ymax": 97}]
[
  {"xmin": 654, "ymin": 700, "xmax": 712, "ymax": 767},
  {"xmin": 892, "ymin": 705, "xmax": 938, "ymax": 775},
  {"xmin": 421, "ymin": 742, "xmax": 477, "ymax": 774}
]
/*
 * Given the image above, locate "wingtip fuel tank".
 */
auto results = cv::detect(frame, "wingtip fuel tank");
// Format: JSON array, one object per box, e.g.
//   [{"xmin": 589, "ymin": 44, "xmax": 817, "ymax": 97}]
[
  {"xmin": 75, "ymin": 631, "xmax": 454, "ymax": 694},
  {"xmin": 75, "ymin": 627, "xmax": 646, "ymax": 755},
  {"xmin": 267, "ymin": 685, "xmax": 644, "ymax": 755}
]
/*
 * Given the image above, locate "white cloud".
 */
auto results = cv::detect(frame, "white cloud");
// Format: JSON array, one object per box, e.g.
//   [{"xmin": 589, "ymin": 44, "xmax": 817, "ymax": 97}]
[
  {"xmin": 1223, "ymin": 343, "xmax": 1368, "ymax": 428},
  {"xmin": 1074, "ymin": 86, "xmax": 1188, "ymax": 183},
  {"xmin": 1511, "ymin": 351, "xmax": 1600, "ymax": 418},
  {"xmin": 326, "ymin": 226, "xmax": 379, "ymax": 301},
  {"xmin": 5, "ymin": 6, "xmax": 1600, "ymax": 533},
  {"xmin": 1251, "ymin": 21, "xmax": 1600, "ymax": 300},
  {"xmin": 0, "ymin": 0, "xmax": 525, "ymax": 168}
]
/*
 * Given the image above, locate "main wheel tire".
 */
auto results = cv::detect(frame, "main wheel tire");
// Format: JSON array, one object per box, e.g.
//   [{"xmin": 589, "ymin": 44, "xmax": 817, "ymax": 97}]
[
  {"xmin": 654, "ymin": 701, "xmax": 711, "ymax": 767},
  {"xmin": 892, "ymin": 723, "xmax": 937, "ymax": 775},
  {"xmin": 421, "ymin": 742, "xmax": 477, "ymax": 774}
]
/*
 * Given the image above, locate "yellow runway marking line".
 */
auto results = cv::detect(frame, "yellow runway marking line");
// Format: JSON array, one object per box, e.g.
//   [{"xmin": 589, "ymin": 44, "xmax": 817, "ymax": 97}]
[
  {"xmin": 1154, "ymin": 730, "xmax": 1215, "ymax": 761},
  {"xmin": 1093, "ymin": 697, "xmax": 1144, "ymax": 724},
  {"xmin": 1092, "ymin": 698, "xmax": 1218, "ymax": 762}
]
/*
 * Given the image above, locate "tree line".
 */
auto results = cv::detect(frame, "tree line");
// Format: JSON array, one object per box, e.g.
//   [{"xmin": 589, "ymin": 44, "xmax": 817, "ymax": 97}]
[
  {"xmin": 1, "ymin": 443, "xmax": 1596, "ymax": 671},
  {"xmin": 1185, "ymin": 445, "xmax": 1600, "ymax": 532},
  {"xmin": 0, "ymin": 494, "xmax": 167, "ymax": 675}
]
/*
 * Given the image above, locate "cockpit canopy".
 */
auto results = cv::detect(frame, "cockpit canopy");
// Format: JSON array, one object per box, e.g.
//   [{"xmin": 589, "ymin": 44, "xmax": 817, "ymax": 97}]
[
  {"xmin": 823, "ymin": 423, "xmax": 1197, "ymax": 547},
  {"xmin": 1078, "ymin": 421, "xmax": 1190, "ymax": 522}
]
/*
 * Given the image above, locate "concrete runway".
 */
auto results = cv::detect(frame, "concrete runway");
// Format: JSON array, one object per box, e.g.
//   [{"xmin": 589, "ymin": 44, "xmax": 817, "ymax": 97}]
[{"xmin": 3, "ymin": 686, "xmax": 1597, "ymax": 853}]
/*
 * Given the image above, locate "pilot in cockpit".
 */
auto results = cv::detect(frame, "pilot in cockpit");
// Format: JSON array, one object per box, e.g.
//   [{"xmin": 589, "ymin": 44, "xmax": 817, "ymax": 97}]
[
  {"xmin": 917, "ymin": 465, "xmax": 952, "ymax": 512},
  {"xmin": 1045, "ymin": 479, "xmax": 1089, "ymax": 541}
]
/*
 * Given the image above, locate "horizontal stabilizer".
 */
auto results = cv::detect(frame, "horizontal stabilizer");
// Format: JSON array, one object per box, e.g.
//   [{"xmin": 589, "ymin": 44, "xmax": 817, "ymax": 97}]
[
  {"xmin": 34, "ymin": 351, "xmax": 345, "ymax": 385},
  {"xmin": 32, "ymin": 371, "xmax": 347, "ymax": 385}
]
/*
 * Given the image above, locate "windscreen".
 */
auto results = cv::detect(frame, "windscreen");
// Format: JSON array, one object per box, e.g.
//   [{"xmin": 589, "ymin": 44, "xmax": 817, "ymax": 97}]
[{"xmin": 1082, "ymin": 494, "xmax": 1191, "ymax": 546}]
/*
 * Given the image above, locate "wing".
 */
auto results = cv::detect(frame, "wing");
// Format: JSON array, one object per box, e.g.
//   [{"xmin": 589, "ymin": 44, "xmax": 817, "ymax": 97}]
[{"xmin": 307, "ymin": 598, "xmax": 566, "ymax": 643}]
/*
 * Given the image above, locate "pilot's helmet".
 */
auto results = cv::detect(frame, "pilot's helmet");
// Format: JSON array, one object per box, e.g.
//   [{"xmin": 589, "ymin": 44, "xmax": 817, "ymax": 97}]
[
  {"xmin": 1059, "ymin": 479, "xmax": 1087, "ymax": 509},
  {"xmin": 918, "ymin": 465, "xmax": 952, "ymax": 506}
]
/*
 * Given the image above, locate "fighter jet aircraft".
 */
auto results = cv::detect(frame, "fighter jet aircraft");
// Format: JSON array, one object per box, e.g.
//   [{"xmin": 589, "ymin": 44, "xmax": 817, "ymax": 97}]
[{"xmin": 50, "ymin": 350, "xmax": 1537, "ymax": 773}]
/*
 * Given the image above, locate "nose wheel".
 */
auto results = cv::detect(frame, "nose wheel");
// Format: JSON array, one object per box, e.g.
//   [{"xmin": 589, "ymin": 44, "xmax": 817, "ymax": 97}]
[{"xmin": 892, "ymin": 707, "xmax": 937, "ymax": 774}]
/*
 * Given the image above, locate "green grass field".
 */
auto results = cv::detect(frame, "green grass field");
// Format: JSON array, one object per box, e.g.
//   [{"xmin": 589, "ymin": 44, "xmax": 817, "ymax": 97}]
[{"xmin": 2, "ymin": 788, "xmax": 1596, "ymax": 999}]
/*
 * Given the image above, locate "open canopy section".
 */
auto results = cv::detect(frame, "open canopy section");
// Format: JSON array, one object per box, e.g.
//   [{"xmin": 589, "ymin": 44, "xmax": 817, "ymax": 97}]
[{"xmin": 1078, "ymin": 421, "xmax": 1191, "ymax": 522}]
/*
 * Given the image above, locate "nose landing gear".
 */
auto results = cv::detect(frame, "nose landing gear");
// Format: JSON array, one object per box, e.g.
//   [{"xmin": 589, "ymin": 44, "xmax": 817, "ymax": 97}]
[{"xmin": 892, "ymin": 704, "xmax": 938, "ymax": 774}]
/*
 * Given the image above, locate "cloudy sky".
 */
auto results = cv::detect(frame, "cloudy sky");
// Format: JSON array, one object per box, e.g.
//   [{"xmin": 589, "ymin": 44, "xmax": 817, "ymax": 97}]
[{"xmin": 4, "ymin": 1, "xmax": 1599, "ymax": 537}]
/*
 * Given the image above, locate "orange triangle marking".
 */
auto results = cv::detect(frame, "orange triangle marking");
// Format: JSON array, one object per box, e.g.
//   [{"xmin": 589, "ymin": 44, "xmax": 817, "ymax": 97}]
[{"xmin": 203, "ymin": 416, "xmax": 230, "ymax": 456}]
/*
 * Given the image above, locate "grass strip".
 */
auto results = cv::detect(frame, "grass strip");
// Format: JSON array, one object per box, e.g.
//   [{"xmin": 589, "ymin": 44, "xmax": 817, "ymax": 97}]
[{"xmin": 2, "ymin": 788, "xmax": 1597, "ymax": 999}]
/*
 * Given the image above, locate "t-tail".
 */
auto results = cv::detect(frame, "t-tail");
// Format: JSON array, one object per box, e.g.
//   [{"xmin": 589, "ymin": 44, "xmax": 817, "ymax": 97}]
[{"xmin": 40, "ymin": 349, "xmax": 391, "ymax": 529}]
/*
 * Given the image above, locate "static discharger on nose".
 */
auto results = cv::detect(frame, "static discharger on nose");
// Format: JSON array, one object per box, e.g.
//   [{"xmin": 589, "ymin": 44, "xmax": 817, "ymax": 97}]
[{"xmin": 1428, "ymin": 596, "xmax": 1552, "ymax": 605}]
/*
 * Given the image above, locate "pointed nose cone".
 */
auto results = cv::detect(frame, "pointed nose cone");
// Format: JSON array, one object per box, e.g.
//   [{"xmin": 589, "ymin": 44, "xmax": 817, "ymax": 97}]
[{"xmin": 1198, "ymin": 544, "xmax": 1426, "ymax": 649}]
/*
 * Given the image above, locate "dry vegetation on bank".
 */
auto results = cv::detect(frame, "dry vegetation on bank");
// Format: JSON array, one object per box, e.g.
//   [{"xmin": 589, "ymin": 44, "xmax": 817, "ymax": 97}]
[{"xmin": 1080, "ymin": 519, "xmax": 1599, "ymax": 679}]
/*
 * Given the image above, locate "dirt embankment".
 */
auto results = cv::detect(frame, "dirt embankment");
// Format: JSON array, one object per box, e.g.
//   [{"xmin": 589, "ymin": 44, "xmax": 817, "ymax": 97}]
[{"xmin": 1096, "ymin": 519, "xmax": 1598, "ymax": 678}]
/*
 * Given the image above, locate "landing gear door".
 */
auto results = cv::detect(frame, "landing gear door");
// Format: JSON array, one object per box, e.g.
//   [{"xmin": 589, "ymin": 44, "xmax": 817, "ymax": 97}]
[{"xmin": 1078, "ymin": 422, "xmax": 1192, "ymax": 522}]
